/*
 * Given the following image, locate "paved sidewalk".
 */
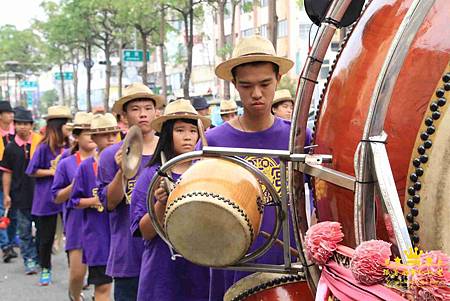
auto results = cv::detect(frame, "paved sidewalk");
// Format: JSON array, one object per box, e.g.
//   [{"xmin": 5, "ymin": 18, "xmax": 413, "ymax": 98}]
[{"xmin": 0, "ymin": 247, "xmax": 93, "ymax": 300}]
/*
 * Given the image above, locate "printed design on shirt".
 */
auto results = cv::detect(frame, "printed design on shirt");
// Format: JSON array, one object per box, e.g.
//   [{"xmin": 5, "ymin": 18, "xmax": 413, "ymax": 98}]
[
  {"xmin": 125, "ymin": 179, "xmax": 137, "ymax": 204},
  {"xmin": 91, "ymin": 187, "xmax": 104, "ymax": 212},
  {"xmin": 244, "ymin": 156, "xmax": 281, "ymax": 200}
]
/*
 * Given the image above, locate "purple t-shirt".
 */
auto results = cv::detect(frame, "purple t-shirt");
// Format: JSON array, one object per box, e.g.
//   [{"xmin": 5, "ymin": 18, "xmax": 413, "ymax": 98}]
[
  {"xmin": 25, "ymin": 143, "xmax": 63, "ymax": 216},
  {"xmin": 71, "ymin": 156, "xmax": 110, "ymax": 266},
  {"xmin": 201, "ymin": 117, "xmax": 299, "ymax": 300},
  {"xmin": 130, "ymin": 164, "xmax": 210, "ymax": 301},
  {"xmin": 97, "ymin": 141, "xmax": 149, "ymax": 278},
  {"xmin": 51, "ymin": 154, "xmax": 84, "ymax": 251}
]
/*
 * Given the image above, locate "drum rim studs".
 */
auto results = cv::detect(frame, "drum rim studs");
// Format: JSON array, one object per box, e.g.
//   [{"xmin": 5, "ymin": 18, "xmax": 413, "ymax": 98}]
[{"xmin": 407, "ymin": 70, "xmax": 449, "ymax": 247}]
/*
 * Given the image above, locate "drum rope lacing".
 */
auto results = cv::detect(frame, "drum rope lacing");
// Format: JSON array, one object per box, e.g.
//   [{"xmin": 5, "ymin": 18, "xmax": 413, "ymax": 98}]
[{"xmin": 230, "ymin": 273, "xmax": 306, "ymax": 301}]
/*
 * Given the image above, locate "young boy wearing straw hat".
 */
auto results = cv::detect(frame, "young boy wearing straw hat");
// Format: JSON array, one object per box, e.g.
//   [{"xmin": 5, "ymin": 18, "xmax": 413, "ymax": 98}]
[
  {"xmin": 71, "ymin": 113, "xmax": 121, "ymax": 301},
  {"xmin": 203, "ymin": 35, "xmax": 296, "ymax": 300},
  {"xmin": 272, "ymin": 89, "xmax": 294, "ymax": 121},
  {"xmin": 219, "ymin": 99, "xmax": 238, "ymax": 122},
  {"xmin": 97, "ymin": 83, "xmax": 164, "ymax": 301}
]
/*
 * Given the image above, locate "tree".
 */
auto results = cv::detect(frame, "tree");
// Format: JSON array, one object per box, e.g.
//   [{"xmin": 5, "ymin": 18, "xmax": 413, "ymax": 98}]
[
  {"xmin": 158, "ymin": 3, "xmax": 168, "ymax": 99},
  {"xmin": 88, "ymin": 0, "xmax": 122, "ymax": 111},
  {"xmin": 37, "ymin": 2, "xmax": 68, "ymax": 106},
  {"xmin": 60, "ymin": 0, "xmax": 98, "ymax": 112},
  {"xmin": 208, "ymin": 0, "xmax": 230, "ymax": 99},
  {"xmin": 0, "ymin": 25, "xmax": 44, "ymax": 101},
  {"xmin": 267, "ymin": 0, "xmax": 278, "ymax": 49},
  {"xmin": 39, "ymin": 89, "xmax": 58, "ymax": 114},
  {"xmin": 118, "ymin": 0, "xmax": 160, "ymax": 87},
  {"xmin": 167, "ymin": 0, "xmax": 204, "ymax": 99}
]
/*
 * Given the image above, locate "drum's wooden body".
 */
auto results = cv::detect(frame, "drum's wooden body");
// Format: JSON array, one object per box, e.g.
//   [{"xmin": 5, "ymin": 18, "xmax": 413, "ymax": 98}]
[
  {"xmin": 224, "ymin": 269, "xmax": 314, "ymax": 301},
  {"xmin": 165, "ymin": 158, "xmax": 263, "ymax": 267},
  {"xmin": 302, "ymin": 0, "xmax": 450, "ymax": 252}
]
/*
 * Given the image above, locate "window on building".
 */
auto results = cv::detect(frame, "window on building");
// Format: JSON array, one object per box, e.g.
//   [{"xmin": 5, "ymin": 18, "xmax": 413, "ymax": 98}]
[
  {"xmin": 277, "ymin": 19, "xmax": 288, "ymax": 38},
  {"xmin": 260, "ymin": 24, "xmax": 268, "ymax": 38},
  {"xmin": 241, "ymin": 28, "xmax": 254, "ymax": 37},
  {"xmin": 299, "ymin": 23, "xmax": 310, "ymax": 40},
  {"xmin": 260, "ymin": 0, "xmax": 268, "ymax": 7}
]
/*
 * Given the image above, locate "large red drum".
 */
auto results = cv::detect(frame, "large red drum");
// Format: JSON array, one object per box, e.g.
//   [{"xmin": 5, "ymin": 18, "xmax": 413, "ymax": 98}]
[
  {"xmin": 224, "ymin": 269, "xmax": 314, "ymax": 301},
  {"xmin": 301, "ymin": 0, "xmax": 450, "ymax": 254}
]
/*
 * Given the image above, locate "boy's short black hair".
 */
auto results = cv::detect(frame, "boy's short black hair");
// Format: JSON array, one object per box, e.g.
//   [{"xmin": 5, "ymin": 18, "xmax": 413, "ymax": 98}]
[{"xmin": 231, "ymin": 62, "xmax": 280, "ymax": 82}]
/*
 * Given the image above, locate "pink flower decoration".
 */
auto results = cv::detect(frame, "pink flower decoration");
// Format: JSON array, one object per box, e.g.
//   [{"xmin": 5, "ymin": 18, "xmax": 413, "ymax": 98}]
[
  {"xmin": 305, "ymin": 221, "xmax": 344, "ymax": 265},
  {"xmin": 410, "ymin": 251, "xmax": 450, "ymax": 300},
  {"xmin": 350, "ymin": 240, "xmax": 392, "ymax": 285}
]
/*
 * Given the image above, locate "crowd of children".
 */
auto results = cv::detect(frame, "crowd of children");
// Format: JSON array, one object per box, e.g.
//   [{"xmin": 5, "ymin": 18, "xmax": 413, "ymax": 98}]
[{"xmin": 0, "ymin": 35, "xmax": 299, "ymax": 301}]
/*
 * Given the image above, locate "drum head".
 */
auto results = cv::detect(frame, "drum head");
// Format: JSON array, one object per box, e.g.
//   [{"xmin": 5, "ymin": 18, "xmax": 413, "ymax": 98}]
[{"xmin": 165, "ymin": 195, "xmax": 254, "ymax": 267}]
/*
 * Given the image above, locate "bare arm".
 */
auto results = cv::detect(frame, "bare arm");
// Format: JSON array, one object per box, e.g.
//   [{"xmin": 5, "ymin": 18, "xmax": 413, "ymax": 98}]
[
  {"xmin": 31, "ymin": 168, "xmax": 55, "ymax": 178},
  {"xmin": 54, "ymin": 182, "xmax": 74, "ymax": 204},
  {"xmin": 77, "ymin": 196, "xmax": 102, "ymax": 209},
  {"xmin": 106, "ymin": 170, "xmax": 125, "ymax": 211},
  {"xmin": 139, "ymin": 184, "xmax": 168, "ymax": 240},
  {"xmin": 106, "ymin": 148, "xmax": 125, "ymax": 211},
  {"xmin": 2, "ymin": 172, "xmax": 12, "ymax": 209}
]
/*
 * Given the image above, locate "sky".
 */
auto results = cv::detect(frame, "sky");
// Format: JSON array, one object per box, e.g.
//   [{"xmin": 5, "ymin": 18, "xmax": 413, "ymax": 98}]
[{"xmin": 0, "ymin": 0, "xmax": 47, "ymax": 30}]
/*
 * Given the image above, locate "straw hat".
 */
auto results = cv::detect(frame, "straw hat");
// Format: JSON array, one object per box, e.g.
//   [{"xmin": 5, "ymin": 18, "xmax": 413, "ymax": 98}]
[
  {"xmin": 151, "ymin": 99, "xmax": 211, "ymax": 132},
  {"xmin": 45, "ymin": 105, "xmax": 73, "ymax": 120},
  {"xmin": 273, "ymin": 89, "xmax": 294, "ymax": 106},
  {"xmin": 215, "ymin": 35, "xmax": 294, "ymax": 81},
  {"xmin": 67, "ymin": 112, "xmax": 93, "ymax": 130},
  {"xmin": 89, "ymin": 113, "xmax": 121, "ymax": 134},
  {"xmin": 220, "ymin": 99, "xmax": 238, "ymax": 115},
  {"xmin": 112, "ymin": 83, "xmax": 165, "ymax": 114}
]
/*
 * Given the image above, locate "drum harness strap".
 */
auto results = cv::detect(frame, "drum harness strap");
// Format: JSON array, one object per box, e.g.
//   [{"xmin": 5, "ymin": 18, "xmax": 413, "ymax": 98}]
[{"xmin": 354, "ymin": 139, "xmax": 387, "ymax": 187}]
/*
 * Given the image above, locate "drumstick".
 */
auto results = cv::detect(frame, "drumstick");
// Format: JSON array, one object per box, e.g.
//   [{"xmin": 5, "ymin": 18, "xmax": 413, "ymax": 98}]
[
  {"xmin": 260, "ymin": 231, "xmax": 300, "ymax": 258},
  {"xmin": 197, "ymin": 119, "xmax": 208, "ymax": 147},
  {"xmin": 161, "ymin": 152, "xmax": 175, "ymax": 193}
]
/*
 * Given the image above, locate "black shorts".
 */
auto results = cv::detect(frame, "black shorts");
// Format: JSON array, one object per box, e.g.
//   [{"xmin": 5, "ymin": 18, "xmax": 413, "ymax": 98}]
[{"xmin": 88, "ymin": 265, "xmax": 113, "ymax": 286}]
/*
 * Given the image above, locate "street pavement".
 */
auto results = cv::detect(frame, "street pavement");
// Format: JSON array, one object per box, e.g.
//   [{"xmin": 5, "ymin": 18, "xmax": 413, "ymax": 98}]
[{"xmin": 0, "ymin": 246, "xmax": 93, "ymax": 300}]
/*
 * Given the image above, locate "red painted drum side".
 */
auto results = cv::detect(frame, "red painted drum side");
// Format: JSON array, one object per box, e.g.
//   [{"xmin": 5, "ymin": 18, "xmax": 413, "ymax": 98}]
[
  {"xmin": 312, "ymin": 0, "xmax": 450, "ymax": 248},
  {"xmin": 241, "ymin": 282, "xmax": 315, "ymax": 301}
]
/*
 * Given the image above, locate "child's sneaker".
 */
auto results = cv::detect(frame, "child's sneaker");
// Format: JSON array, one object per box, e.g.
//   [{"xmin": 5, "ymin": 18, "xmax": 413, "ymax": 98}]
[
  {"xmin": 25, "ymin": 259, "xmax": 38, "ymax": 275},
  {"xmin": 39, "ymin": 268, "xmax": 51, "ymax": 286}
]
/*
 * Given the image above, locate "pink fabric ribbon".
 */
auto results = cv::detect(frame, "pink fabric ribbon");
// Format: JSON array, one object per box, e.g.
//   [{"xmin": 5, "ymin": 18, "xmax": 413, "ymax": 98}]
[{"xmin": 315, "ymin": 261, "xmax": 407, "ymax": 301}]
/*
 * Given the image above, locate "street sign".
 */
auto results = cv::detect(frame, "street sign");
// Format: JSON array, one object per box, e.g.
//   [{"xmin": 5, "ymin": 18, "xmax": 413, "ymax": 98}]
[
  {"xmin": 20, "ymin": 81, "xmax": 38, "ymax": 89},
  {"xmin": 54, "ymin": 72, "xmax": 74, "ymax": 81},
  {"xmin": 26, "ymin": 91, "xmax": 33, "ymax": 108},
  {"xmin": 123, "ymin": 49, "xmax": 151, "ymax": 62}
]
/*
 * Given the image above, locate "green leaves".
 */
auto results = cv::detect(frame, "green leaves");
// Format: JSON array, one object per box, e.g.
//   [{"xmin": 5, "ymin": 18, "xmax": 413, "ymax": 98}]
[{"xmin": 0, "ymin": 25, "xmax": 44, "ymax": 73}]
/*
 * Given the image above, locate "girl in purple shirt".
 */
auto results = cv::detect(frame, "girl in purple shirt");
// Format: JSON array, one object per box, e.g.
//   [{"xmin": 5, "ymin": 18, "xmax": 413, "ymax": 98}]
[
  {"xmin": 26, "ymin": 105, "xmax": 72, "ymax": 286},
  {"xmin": 130, "ymin": 99, "xmax": 211, "ymax": 301},
  {"xmin": 51, "ymin": 112, "xmax": 96, "ymax": 300},
  {"xmin": 71, "ymin": 113, "xmax": 121, "ymax": 301}
]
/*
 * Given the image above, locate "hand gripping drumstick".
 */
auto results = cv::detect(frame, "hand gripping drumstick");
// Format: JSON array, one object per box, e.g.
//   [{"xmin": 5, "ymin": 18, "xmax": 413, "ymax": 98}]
[{"xmin": 161, "ymin": 152, "xmax": 175, "ymax": 193}]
